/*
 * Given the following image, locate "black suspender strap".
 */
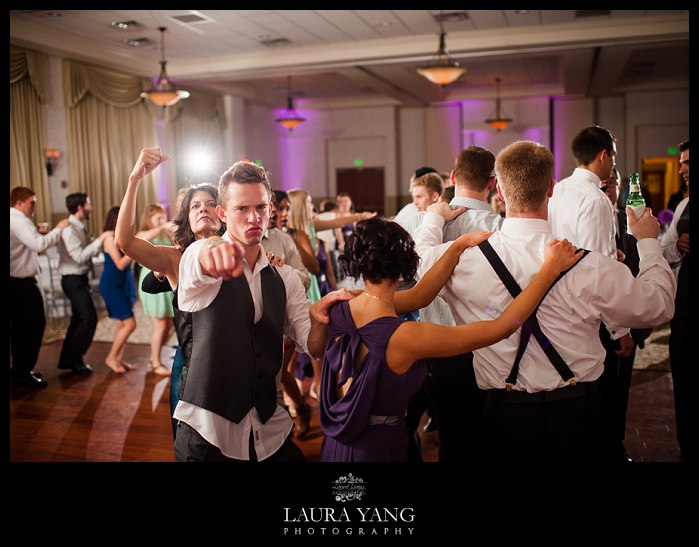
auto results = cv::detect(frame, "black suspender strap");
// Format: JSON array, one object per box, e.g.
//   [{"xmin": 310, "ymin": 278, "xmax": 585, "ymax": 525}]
[{"xmin": 478, "ymin": 240, "xmax": 589, "ymax": 390}]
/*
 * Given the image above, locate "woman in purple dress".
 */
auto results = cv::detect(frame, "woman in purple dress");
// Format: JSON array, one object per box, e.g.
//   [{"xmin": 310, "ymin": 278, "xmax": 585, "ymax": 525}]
[{"xmin": 318, "ymin": 218, "xmax": 581, "ymax": 462}]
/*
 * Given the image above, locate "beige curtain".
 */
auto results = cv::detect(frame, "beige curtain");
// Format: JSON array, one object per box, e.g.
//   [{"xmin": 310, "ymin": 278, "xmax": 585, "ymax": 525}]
[
  {"xmin": 9, "ymin": 46, "xmax": 51, "ymax": 223},
  {"xmin": 166, "ymin": 93, "xmax": 227, "ymax": 190},
  {"xmin": 63, "ymin": 59, "xmax": 157, "ymax": 236}
]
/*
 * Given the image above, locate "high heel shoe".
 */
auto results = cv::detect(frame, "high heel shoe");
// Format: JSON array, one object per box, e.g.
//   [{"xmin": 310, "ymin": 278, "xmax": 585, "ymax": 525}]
[{"xmin": 150, "ymin": 361, "xmax": 171, "ymax": 377}]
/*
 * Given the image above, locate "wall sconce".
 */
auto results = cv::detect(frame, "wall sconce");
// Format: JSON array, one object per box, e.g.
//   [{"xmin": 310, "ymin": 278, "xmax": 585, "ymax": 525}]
[{"xmin": 45, "ymin": 148, "xmax": 60, "ymax": 176}]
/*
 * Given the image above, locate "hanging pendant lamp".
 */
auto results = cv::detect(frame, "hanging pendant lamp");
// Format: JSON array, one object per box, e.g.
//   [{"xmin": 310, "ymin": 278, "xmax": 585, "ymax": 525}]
[
  {"xmin": 141, "ymin": 27, "xmax": 190, "ymax": 107},
  {"xmin": 485, "ymin": 78, "xmax": 513, "ymax": 131},
  {"xmin": 417, "ymin": 11, "xmax": 466, "ymax": 87},
  {"xmin": 275, "ymin": 76, "xmax": 305, "ymax": 131}
]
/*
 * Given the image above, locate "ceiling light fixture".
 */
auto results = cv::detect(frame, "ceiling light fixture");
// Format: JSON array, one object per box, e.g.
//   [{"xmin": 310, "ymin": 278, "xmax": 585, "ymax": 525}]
[
  {"xmin": 485, "ymin": 78, "xmax": 513, "ymax": 131},
  {"xmin": 140, "ymin": 27, "xmax": 190, "ymax": 108},
  {"xmin": 275, "ymin": 76, "xmax": 305, "ymax": 131},
  {"xmin": 417, "ymin": 11, "xmax": 466, "ymax": 87}
]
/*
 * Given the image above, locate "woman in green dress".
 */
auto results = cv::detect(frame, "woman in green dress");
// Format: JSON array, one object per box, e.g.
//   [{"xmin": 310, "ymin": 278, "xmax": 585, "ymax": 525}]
[{"xmin": 136, "ymin": 203, "xmax": 174, "ymax": 376}]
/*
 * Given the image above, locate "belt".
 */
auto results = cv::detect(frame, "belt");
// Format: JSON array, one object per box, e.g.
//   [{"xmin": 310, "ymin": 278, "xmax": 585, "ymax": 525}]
[
  {"xmin": 486, "ymin": 381, "xmax": 599, "ymax": 404},
  {"xmin": 367, "ymin": 412, "xmax": 406, "ymax": 426}
]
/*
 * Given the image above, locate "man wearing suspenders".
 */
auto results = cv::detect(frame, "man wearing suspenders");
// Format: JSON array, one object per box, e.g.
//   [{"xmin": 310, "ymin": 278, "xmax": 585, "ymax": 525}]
[{"xmin": 413, "ymin": 140, "xmax": 676, "ymax": 462}]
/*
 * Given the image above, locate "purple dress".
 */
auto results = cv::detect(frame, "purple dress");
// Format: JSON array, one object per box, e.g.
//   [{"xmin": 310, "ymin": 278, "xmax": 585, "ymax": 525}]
[{"xmin": 319, "ymin": 301, "xmax": 426, "ymax": 462}]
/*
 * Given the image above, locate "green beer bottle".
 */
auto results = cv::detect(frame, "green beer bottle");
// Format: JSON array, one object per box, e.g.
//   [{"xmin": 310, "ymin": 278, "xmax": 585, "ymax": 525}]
[{"xmin": 626, "ymin": 172, "xmax": 645, "ymax": 234}]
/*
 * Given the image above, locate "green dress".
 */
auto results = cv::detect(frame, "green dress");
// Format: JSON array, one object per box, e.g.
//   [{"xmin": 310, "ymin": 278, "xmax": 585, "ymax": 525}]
[
  {"xmin": 306, "ymin": 221, "xmax": 321, "ymax": 304},
  {"xmin": 137, "ymin": 234, "xmax": 174, "ymax": 318}
]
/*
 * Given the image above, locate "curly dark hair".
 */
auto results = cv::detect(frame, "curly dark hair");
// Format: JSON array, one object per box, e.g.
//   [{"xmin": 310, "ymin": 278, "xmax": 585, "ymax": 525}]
[
  {"xmin": 171, "ymin": 183, "xmax": 225, "ymax": 250},
  {"xmin": 339, "ymin": 217, "xmax": 419, "ymax": 285}
]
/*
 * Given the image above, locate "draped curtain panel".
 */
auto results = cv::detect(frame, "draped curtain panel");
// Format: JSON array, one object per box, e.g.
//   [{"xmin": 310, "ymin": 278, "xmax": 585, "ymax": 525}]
[
  {"xmin": 9, "ymin": 45, "xmax": 51, "ymax": 223},
  {"xmin": 11, "ymin": 50, "xmax": 230, "ymax": 235},
  {"xmin": 63, "ymin": 59, "xmax": 157, "ymax": 236}
]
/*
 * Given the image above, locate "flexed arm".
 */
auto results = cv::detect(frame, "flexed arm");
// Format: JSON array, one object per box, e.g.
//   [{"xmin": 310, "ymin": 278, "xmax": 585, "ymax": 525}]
[{"xmin": 115, "ymin": 148, "xmax": 178, "ymax": 283}]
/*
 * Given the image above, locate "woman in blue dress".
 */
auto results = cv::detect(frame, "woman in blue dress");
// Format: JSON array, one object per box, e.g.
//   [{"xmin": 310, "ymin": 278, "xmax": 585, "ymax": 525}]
[
  {"xmin": 99, "ymin": 206, "xmax": 137, "ymax": 373},
  {"xmin": 317, "ymin": 218, "xmax": 582, "ymax": 462}
]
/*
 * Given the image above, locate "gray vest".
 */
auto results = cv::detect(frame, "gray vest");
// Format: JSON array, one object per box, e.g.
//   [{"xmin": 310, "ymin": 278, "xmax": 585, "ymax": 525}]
[{"xmin": 179, "ymin": 266, "xmax": 286, "ymax": 424}]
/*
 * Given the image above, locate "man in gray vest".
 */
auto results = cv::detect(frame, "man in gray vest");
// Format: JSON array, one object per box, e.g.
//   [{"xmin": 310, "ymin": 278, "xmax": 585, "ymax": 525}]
[{"xmin": 172, "ymin": 158, "xmax": 348, "ymax": 462}]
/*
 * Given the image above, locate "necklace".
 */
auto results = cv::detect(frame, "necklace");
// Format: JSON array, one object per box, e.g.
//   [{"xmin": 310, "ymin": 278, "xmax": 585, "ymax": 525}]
[{"xmin": 361, "ymin": 291, "xmax": 393, "ymax": 305}]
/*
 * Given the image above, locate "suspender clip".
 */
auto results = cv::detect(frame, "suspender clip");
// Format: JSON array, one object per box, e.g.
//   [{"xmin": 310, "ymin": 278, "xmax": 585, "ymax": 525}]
[
  {"xmin": 504, "ymin": 382, "xmax": 513, "ymax": 391},
  {"xmin": 567, "ymin": 377, "xmax": 578, "ymax": 386}
]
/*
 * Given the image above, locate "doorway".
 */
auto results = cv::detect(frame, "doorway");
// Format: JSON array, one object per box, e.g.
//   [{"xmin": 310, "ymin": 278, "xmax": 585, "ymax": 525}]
[
  {"xmin": 336, "ymin": 167, "xmax": 385, "ymax": 216},
  {"xmin": 641, "ymin": 157, "xmax": 681, "ymax": 213}
]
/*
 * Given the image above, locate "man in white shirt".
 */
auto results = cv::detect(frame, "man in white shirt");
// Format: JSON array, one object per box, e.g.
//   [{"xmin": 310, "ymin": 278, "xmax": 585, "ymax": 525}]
[
  {"xmin": 393, "ymin": 166, "xmax": 438, "ymax": 226},
  {"xmin": 174, "ymin": 160, "xmax": 349, "ymax": 462},
  {"xmin": 10, "ymin": 187, "xmax": 69, "ymax": 387},
  {"xmin": 402, "ymin": 146, "xmax": 503, "ymax": 463},
  {"xmin": 548, "ymin": 125, "xmax": 635, "ymax": 461},
  {"xmin": 57, "ymin": 192, "xmax": 111, "ymax": 374},
  {"xmin": 413, "ymin": 140, "xmax": 676, "ymax": 462}
]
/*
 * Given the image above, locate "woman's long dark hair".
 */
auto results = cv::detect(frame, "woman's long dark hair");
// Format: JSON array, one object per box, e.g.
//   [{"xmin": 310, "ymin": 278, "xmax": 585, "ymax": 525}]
[
  {"xmin": 102, "ymin": 206, "xmax": 120, "ymax": 232},
  {"xmin": 339, "ymin": 217, "xmax": 419, "ymax": 284}
]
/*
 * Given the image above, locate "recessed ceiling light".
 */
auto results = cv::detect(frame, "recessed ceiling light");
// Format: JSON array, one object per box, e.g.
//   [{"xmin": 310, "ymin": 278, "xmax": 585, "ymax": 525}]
[
  {"xmin": 112, "ymin": 20, "xmax": 140, "ymax": 29},
  {"xmin": 123, "ymin": 38, "xmax": 151, "ymax": 47},
  {"xmin": 373, "ymin": 22, "xmax": 393, "ymax": 28}
]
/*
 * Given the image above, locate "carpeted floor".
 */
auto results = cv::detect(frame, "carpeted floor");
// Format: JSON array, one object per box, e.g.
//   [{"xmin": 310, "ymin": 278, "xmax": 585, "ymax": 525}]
[
  {"xmin": 42, "ymin": 299, "xmax": 177, "ymax": 347},
  {"xmin": 41, "ymin": 303, "xmax": 670, "ymax": 371}
]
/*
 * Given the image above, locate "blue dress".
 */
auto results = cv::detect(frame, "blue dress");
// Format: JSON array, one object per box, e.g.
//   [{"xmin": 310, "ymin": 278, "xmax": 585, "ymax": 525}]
[
  {"xmin": 99, "ymin": 251, "xmax": 136, "ymax": 320},
  {"xmin": 319, "ymin": 301, "xmax": 426, "ymax": 462}
]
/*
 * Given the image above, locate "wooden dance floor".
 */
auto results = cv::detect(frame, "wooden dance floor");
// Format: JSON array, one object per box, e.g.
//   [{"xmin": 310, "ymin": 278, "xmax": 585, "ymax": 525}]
[{"xmin": 10, "ymin": 339, "xmax": 680, "ymax": 463}]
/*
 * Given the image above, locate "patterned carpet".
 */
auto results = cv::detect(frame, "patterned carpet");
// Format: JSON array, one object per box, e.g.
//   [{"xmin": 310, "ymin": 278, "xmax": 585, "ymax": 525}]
[
  {"xmin": 41, "ymin": 299, "xmax": 177, "ymax": 347},
  {"xmin": 42, "ymin": 304, "xmax": 670, "ymax": 371}
]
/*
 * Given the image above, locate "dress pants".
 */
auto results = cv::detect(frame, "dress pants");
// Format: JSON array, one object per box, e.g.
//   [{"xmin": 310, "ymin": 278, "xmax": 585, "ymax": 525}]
[
  {"xmin": 58, "ymin": 274, "xmax": 97, "ymax": 368},
  {"xmin": 424, "ymin": 352, "xmax": 486, "ymax": 462},
  {"xmin": 598, "ymin": 324, "xmax": 636, "ymax": 460},
  {"xmin": 10, "ymin": 277, "xmax": 46, "ymax": 377},
  {"xmin": 477, "ymin": 385, "xmax": 607, "ymax": 463},
  {"xmin": 174, "ymin": 421, "xmax": 306, "ymax": 462}
]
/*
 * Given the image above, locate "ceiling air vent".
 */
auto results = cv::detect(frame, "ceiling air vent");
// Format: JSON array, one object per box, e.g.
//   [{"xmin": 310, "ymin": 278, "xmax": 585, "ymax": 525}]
[
  {"xmin": 260, "ymin": 37, "xmax": 293, "ymax": 47},
  {"xmin": 170, "ymin": 13, "xmax": 211, "ymax": 25},
  {"xmin": 434, "ymin": 12, "xmax": 469, "ymax": 23},
  {"xmin": 575, "ymin": 10, "xmax": 611, "ymax": 18}
]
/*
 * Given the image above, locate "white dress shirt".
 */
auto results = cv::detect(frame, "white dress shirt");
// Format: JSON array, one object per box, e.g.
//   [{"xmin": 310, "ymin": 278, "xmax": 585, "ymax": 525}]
[
  {"xmin": 393, "ymin": 202, "xmax": 418, "ymax": 227},
  {"xmin": 57, "ymin": 215, "xmax": 103, "ymax": 275},
  {"xmin": 174, "ymin": 233, "xmax": 313, "ymax": 460},
  {"xmin": 413, "ymin": 214, "xmax": 676, "ymax": 393},
  {"xmin": 661, "ymin": 197, "xmax": 688, "ymax": 268},
  {"xmin": 10, "ymin": 207, "xmax": 62, "ymax": 278},
  {"xmin": 549, "ymin": 167, "xmax": 617, "ymax": 260},
  {"xmin": 402, "ymin": 197, "xmax": 504, "ymax": 326}
]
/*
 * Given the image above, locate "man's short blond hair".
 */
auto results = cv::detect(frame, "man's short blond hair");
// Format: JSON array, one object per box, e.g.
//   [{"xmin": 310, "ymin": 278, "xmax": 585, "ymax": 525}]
[
  {"xmin": 494, "ymin": 141, "xmax": 554, "ymax": 213},
  {"xmin": 410, "ymin": 172, "xmax": 443, "ymax": 197}
]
